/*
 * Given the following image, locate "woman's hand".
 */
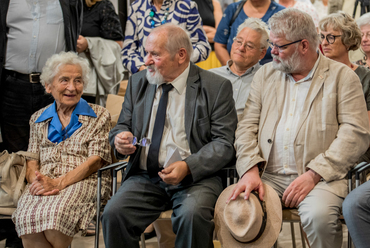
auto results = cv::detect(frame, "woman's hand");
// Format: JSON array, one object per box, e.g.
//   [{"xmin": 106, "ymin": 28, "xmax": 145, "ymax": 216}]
[{"xmin": 29, "ymin": 171, "xmax": 61, "ymax": 196}]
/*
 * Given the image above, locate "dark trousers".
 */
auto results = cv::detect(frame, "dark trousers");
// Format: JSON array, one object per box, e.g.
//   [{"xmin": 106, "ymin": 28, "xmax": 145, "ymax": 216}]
[
  {"xmin": 0, "ymin": 71, "xmax": 53, "ymax": 153},
  {"xmin": 101, "ymin": 172, "xmax": 223, "ymax": 248}
]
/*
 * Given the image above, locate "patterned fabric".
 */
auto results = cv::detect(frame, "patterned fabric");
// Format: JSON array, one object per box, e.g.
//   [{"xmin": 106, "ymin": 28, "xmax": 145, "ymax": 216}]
[
  {"xmin": 81, "ymin": 0, "xmax": 123, "ymax": 41},
  {"xmin": 12, "ymin": 103, "xmax": 112, "ymax": 237},
  {"xmin": 293, "ymin": 1, "xmax": 320, "ymax": 28},
  {"xmin": 122, "ymin": 0, "xmax": 211, "ymax": 74}
]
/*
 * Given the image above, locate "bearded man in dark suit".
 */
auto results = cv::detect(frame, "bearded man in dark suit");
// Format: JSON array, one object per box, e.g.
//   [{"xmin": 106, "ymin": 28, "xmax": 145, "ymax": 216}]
[{"xmin": 102, "ymin": 23, "xmax": 237, "ymax": 248}]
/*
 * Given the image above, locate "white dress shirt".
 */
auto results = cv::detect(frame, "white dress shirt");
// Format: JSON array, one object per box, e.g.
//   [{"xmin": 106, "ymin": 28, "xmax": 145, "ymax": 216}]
[
  {"xmin": 265, "ymin": 56, "xmax": 320, "ymax": 175},
  {"xmin": 139, "ymin": 63, "xmax": 191, "ymax": 170}
]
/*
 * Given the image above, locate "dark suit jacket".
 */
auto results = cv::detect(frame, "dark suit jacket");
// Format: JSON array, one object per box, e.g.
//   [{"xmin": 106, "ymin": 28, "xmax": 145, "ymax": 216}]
[{"xmin": 109, "ymin": 63, "xmax": 238, "ymax": 183}]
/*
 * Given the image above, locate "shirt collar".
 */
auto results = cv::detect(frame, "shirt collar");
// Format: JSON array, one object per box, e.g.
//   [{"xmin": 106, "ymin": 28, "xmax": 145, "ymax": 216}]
[
  {"xmin": 161, "ymin": 62, "xmax": 190, "ymax": 95},
  {"xmin": 226, "ymin": 60, "xmax": 261, "ymax": 78},
  {"xmin": 35, "ymin": 98, "xmax": 97, "ymax": 123}
]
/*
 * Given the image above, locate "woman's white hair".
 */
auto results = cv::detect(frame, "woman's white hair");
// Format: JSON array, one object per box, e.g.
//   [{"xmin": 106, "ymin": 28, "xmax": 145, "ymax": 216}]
[
  {"xmin": 40, "ymin": 52, "xmax": 90, "ymax": 89},
  {"xmin": 357, "ymin": 12, "xmax": 370, "ymax": 29},
  {"xmin": 236, "ymin": 18, "xmax": 270, "ymax": 49},
  {"xmin": 268, "ymin": 8, "xmax": 319, "ymax": 51}
]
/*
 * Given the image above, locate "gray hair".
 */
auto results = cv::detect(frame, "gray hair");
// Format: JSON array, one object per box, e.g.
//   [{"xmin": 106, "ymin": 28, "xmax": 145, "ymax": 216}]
[
  {"xmin": 357, "ymin": 12, "xmax": 370, "ymax": 28},
  {"xmin": 319, "ymin": 11, "xmax": 361, "ymax": 51},
  {"xmin": 40, "ymin": 52, "xmax": 90, "ymax": 89},
  {"xmin": 237, "ymin": 18, "xmax": 270, "ymax": 49},
  {"xmin": 268, "ymin": 8, "xmax": 319, "ymax": 51},
  {"xmin": 149, "ymin": 23, "xmax": 193, "ymax": 60}
]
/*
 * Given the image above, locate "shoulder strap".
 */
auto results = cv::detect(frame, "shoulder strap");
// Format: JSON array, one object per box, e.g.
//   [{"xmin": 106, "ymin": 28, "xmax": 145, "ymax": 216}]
[{"xmin": 230, "ymin": 0, "xmax": 247, "ymax": 27}]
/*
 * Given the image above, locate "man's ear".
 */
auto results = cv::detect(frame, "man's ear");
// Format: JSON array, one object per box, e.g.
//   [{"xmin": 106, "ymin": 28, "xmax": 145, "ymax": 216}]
[
  {"xmin": 259, "ymin": 48, "xmax": 267, "ymax": 60},
  {"xmin": 177, "ymin": 48, "xmax": 188, "ymax": 64},
  {"xmin": 301, "ymin": 40, "xmax": 310, "ymax": 54}
]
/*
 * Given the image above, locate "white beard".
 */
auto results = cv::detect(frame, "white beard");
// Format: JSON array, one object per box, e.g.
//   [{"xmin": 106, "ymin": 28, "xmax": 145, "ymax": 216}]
[
  {"xmin": 146, "ymin": 65, "xmax": 166, "ymax": 85},
  {"xmin": 272, "ymin": 50, "xmax": 301, "ymax": 74}
]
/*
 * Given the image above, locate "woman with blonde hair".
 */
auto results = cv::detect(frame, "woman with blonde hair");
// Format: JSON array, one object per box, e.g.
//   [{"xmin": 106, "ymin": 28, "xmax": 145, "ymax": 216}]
[{"xmin": 319, "ymin": 12, "xmax": 370, "ymax": 162}]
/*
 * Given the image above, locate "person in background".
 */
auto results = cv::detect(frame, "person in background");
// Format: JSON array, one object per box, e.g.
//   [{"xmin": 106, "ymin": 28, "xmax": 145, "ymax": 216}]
[
  {"xmin": 77, "ymin": 0, "xmax": 124, "ymax": 106},
  {"xmin": 314, "ymin": 0, "xmax": 329, "ymax": 20},
  {"xmin": 231, "ymin": 9, "xmax": 370, "ymax": 248},
  {"xmin": 210, "ymin": 18, "xmax": 268, "ymax": 120},
  {"xmin": 278, "ymin": 0, "xmax": 320, "ymax": 28},
  {"xmin": 12, "ymin": 52, "xmax": 112, "ymax": 248},
  {"xmin": 214, "ymin": 0, "xmax": 284, "ymax": 66},
  {"xmin": 319, "ymin": 12, "xmax": 370, "ymax": 144},
  {"xmin": 193, "ymin": 0, "xmax": 223, "ymax": 70},
  {"xmin": 356, "ymin": 12, "xmax": 370, "ymax": 69},
  {"xmin": 122, "ymin": 0, "xmax": 210, "ymax": 75},
  {"xmin": 328, "ymin": 0, "xmax": 343, "ymax": 14},
  {"xmin": 0, "ymin": 1, "xmax": 83, "ymax": 247}
]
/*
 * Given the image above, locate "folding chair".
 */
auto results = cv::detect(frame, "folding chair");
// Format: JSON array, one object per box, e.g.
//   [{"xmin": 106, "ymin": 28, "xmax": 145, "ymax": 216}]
[{"xmin": 95, "ymin": 161, "xmax": 128, "ymax": 248}]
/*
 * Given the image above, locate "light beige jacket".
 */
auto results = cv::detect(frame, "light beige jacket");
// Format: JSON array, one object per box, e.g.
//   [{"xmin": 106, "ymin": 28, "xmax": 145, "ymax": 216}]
[{"xmin": 235, "ymin": 53, "xmax": 370, "ymax": 198}]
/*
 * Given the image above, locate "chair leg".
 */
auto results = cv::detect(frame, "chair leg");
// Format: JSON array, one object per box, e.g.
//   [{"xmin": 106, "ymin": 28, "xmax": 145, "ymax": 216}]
[
  {"xmin": 348, "ymin": 233, "xmax": 352, "ymax": 248},
  {"xmin": 299, "ymin": 223, "xmax": 306, "ymax": 248},
  {"xmin": 140, "ymin": 233, "xmax": 146, "ymax": 248},
  {"xmin": 290, "ymin": 222, "xmax": 297, "ymax": 248}
]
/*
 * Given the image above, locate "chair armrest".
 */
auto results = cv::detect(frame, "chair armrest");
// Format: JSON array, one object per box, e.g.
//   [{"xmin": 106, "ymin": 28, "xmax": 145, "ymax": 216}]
[
  {"xmin": 98, "ymin": 161, "xmax": 128, "ymax": 178},
  {"xmin": 348, "ymin": 162, "xmax": 369, "ymax": 180}
]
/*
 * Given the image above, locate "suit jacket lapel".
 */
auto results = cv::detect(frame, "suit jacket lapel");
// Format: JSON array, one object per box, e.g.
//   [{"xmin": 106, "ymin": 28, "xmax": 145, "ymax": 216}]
[
  {"xmin": 275, "ymin": 72, "xmax": 286, "ymax": 120},
  {"xmin": 141, "ymin": 83, "xmax": 156, "ymax": 137},
  {"xmin": 295, "ymin": 54, "xmax": 328, "ymax": 139},
  {"xmin": 185, "ymin": 63, "xmax": 200, "ymax": 142}
]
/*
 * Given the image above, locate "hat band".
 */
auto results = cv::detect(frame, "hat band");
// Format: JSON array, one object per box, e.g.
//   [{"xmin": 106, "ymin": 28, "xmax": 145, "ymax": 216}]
[{"xmin": 244, "ymin": 192, "xmax": 267, "ymax": 243}]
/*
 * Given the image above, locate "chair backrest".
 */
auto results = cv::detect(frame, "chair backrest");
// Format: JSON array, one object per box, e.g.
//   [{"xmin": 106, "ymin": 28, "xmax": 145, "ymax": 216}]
[{"xmin": 106, "ymin": 94, "xmax": 124, "ymax": 127}]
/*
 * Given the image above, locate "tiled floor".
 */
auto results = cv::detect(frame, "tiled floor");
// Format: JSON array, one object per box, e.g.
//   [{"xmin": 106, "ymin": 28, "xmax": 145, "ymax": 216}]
[{"xmin": 0, "ymin": 223, "xmax": 349, "ymax": 248}]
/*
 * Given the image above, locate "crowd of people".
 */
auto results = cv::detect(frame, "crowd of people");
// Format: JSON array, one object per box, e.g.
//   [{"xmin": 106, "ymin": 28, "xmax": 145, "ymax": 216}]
[{"xmin": 2, "ymin": 1, "xmax": 370, "ymax": 248}]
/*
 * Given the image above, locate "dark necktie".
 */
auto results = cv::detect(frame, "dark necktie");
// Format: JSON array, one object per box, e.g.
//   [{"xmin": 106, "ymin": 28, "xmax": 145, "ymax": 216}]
[{"xmin": 147, "ymin": 83, "xmax": 173, "ymax": 179}]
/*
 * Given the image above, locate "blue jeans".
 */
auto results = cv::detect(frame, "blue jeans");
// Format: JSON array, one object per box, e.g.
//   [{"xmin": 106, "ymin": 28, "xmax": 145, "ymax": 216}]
[
  {"xmin": 343, "ymin": 180, "xmax": 370, "ymax": 248},
  {"xmin": 0, "ymin": 72, "xmax": 53, "ymax": 152}
]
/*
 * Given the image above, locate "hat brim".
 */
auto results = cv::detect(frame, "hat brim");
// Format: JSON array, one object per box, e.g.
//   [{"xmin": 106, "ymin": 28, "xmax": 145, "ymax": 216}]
[{"xmin": 215, "ymin": 183, "xmax": 282, "ymax": 248}]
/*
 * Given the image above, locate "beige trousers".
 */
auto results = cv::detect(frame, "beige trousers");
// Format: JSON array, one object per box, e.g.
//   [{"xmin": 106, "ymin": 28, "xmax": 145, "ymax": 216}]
[{"xmin": 262, "ymin": 172, "xmax": 344, "ymax": 248}]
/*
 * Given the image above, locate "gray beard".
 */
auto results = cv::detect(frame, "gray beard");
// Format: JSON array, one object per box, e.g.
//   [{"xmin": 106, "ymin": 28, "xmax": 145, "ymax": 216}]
[
  {"xmin": 146, "ymin": 66, "xmax": 166, "ymax": 85},
  {"xmin": 272, "ymin": 50, "xmax": 301, "ymax": 74}
]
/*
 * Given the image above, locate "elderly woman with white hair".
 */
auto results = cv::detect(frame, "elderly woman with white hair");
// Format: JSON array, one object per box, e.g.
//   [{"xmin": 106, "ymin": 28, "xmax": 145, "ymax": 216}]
[
  {"xmin": 12, "ymin": 52, "xmax": 112, "ymax": 248},
  {"xmin": 356, "ymin": 12, "xmax": 370, "ymax": 69}
]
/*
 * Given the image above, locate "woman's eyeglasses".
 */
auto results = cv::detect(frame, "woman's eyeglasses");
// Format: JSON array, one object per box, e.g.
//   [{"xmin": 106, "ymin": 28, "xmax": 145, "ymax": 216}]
[{"xmin": 319, "ymin": 34, "xmax": 341, "ymax": 44}]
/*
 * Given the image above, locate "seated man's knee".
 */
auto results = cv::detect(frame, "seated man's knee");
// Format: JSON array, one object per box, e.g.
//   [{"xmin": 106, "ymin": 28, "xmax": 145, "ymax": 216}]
[
  {"xmin": 299, "ymin": 205, "xmax": 339, "ymax": 233},
  {"xmin": 343, "ymin": 188, "xmax": 369, "ymax": 218}
]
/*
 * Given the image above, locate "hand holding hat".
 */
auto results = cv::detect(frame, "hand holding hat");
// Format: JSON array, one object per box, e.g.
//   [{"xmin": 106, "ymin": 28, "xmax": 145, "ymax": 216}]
[{"xmin": 215, "ymin": 183, "xmax": 282, "ymax": 248}]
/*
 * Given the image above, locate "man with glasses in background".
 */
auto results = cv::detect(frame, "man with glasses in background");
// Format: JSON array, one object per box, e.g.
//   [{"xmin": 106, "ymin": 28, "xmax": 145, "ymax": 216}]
[
  {"xmin": 229, "ymin": 9, "xmax": 370, "ymax": 248},
  {"xmin": 210, "ymin": 18, "xmax": 268, "ymax": 120}
]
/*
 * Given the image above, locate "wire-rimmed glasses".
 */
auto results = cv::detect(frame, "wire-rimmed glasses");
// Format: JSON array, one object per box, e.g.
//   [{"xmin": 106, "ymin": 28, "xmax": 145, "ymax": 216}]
[
  {"xmin": 233, "ymin": 37, "xmax": 258, "ymax": 51},
  {"xmin": 131, "ymin": 136, "xmax": 151, "ymax": 147}
]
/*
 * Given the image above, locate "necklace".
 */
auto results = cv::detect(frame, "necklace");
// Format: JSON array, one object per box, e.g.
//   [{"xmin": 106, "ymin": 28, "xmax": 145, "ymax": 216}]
[{"xmin": 149, "ymin": 7, "xmax": 169, "ymax": 28}]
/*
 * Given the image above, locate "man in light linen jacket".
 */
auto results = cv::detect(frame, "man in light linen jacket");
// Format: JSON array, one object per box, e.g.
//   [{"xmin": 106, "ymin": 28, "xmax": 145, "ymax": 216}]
[{"xmin": 229, "ymin": 8, "xmax": 370, "ymax": 248}]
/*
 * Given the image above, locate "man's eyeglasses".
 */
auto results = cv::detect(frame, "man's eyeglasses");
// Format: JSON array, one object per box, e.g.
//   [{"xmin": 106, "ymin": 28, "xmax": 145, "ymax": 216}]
[
  {"xmin": 362, "ymin": 32, "xmax": 370, "ymax": 40},
  {"xmin": 268, "ymin": 39, "xmax": 303, "ymax": 52},
  {"xmin": 233, "ymin": 37, "xmax": 258, "ymax": 51},
  {"xmin": 131, "ymin": 137, "xmax": 151, "ymax": 147},
  {"xmin": 319, "ymin": 34, "xmax": 341, "ymax": 44}
]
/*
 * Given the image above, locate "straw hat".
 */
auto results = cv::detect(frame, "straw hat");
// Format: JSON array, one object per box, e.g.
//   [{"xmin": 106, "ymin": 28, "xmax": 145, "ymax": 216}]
[{"xmin": 214, "ymin": 183, "xmax": 282, "ymax": 248}]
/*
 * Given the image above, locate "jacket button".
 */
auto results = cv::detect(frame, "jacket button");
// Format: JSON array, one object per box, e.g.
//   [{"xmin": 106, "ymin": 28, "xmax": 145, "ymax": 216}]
[{"xmin": 268, "ymin": 139, "xmax": 272, "ymax": 144}]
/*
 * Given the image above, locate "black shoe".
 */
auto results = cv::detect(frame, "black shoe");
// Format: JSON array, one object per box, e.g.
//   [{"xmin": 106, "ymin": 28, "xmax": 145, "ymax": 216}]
[
  {"xmin": 5, "ymin": 236, "xmax": 24, "ymax": 248},
  {"xmin": 144, "ymin": 230, "xmax": 156, "ymax": 240}
]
